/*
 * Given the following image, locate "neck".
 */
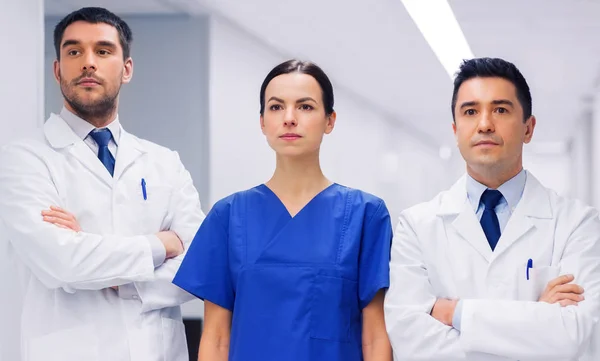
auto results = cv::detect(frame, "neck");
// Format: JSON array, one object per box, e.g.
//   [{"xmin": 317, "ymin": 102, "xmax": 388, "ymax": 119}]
[
  {"xmin": 64, "ymin": 101, "xmax": 118, "ymax": 129},
  {"xmin": 266, "ymin": 152, "xmax": 330, "ymax": 196},
  {"xmin": 467, "ymin": 161, "xmax": 523, "ymax": 189}
]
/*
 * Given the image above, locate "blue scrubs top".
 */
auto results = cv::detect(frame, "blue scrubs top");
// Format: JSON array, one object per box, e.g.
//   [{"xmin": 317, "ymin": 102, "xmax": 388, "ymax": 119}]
[{"xmin": 173, "ymin": 183, "xmax": 392, "ymax": 361}]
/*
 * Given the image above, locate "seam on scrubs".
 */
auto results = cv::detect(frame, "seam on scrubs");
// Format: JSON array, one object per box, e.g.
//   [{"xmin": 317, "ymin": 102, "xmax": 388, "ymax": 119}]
[
  {"xmin": 365, "ymin": 199, "xmax": 385, "ymax": 226},
  {"xmin": 336, "ymin": 190, "xmax": 354, "ymax": 265}
]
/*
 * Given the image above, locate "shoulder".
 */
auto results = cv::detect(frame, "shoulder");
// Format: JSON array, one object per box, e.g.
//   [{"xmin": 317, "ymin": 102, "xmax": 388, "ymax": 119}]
[
  {"xmin": 207, "ymin": 186, "xmax": 267, "ymax": 224},
  {"xmin": 0, "ymin": 137, "xmax": 54, "ymax": 168},
  {"xmin": 399, "ymin": 189, "xmax": 450, "ymax": 227},
  {"xmin": 335, "ymin": 184, "xmax": 389, "ymax": 222}
]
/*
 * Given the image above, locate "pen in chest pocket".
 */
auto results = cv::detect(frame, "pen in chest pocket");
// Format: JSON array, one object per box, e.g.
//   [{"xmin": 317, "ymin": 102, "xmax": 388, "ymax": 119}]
[
  {"xmin": 141, "ymin": 178, "xmax": 147, "ymax": 201},
  {"xmin": 526, "ymin": 258, "xmax": 533, "ymax": 280}
]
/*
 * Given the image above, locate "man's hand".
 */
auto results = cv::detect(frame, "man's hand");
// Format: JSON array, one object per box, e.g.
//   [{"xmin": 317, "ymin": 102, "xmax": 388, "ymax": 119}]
[
  {"xmin": 539, "ymin": 274, "xmax": 584, "ymax": 306},
  {"xmin": 156, "ymin": 231, "xmax": 184, "ymax": 259},
  {"xmin": 431, "ymin": 298, "xmax": 458, "ymax": 326},
  {"xmin": 41, "ymin": 206, "xmax": 81, "ymax": 231}
]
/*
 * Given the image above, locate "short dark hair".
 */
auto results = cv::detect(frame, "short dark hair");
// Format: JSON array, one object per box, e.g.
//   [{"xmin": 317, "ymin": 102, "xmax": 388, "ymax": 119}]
[
  {"xmin": 54, "ymin": 7, "xmax": 133, "ymax": 60},
  {"xmin": 451, "ymin": 57, "xmax": 532, "ymax": 122},
  {"xmin": 260, "ymin": 59, "xmax": 335, "ymax": 116}
]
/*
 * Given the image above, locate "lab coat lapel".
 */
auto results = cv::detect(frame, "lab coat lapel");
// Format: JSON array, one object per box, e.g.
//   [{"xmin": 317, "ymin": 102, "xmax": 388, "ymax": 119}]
[
  {"xmin": 438, "ymin": 176, "xmax": 493, "ymax": 262},
  {"xmin": 44, "ymin": 113, "xmax": 113, "ymax": 187},
  {"xmin": 113, "ymin": 128, "xmax": 146, "ymax": 181},
  {"xmin": 492, "ymin": 172, "xmax": 553, "ymax": 259}
]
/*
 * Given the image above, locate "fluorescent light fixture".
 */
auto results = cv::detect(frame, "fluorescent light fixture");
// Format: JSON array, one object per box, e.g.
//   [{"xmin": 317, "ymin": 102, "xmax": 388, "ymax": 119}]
[{"xmin": 401, "ymin": 0, "xmax": 474, "ymax": 79}]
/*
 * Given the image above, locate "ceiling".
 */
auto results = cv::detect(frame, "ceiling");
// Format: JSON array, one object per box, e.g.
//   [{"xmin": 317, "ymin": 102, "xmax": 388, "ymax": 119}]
[{"xmin": 45, "ymin": 0, "xmax": 600, "ymax": 148}]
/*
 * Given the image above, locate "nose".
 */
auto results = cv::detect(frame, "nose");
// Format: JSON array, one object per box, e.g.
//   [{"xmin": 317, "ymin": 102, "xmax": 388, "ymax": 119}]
[
  {"xmin": 81, "ymin": 52, "xmax": 97, "ymax": 73},
  {"xmin": 477, "ymin": 111, "xmax": 494, "ymax": 133},
  {"xmin": 283, "ymin": 108, "xmax": 297, "ymax": 127}
]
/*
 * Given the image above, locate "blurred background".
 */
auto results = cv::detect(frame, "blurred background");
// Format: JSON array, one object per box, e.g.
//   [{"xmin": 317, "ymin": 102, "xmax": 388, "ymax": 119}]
[{"xmin": 2, "ymin": 0, "xmax": 600, "ymax": 359}]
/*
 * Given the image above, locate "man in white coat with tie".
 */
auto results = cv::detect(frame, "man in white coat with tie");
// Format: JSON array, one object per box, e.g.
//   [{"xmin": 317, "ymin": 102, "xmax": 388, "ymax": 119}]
[
  {"xmin": 0, "ymin": 7, "xmax": 204, "ymax": 361},
  {"xmin": 385, "ymin": 57, "xmax": 600, "ymax": 360}
]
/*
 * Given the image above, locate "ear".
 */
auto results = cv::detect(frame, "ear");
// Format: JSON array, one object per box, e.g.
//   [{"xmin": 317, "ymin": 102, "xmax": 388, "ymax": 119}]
[
  {"xmin": 452, "ymin": 120, "xmax": 458, "ymax": 143},
  {"xmin": 53, "ymin": 59, "xmax": 61, "ymax": 84},
  {"xmin": 260, "ymin": 115, "xmax": 266, "ymax": 135},
  {"xmin": 324, "ymin": 111, "xmax": 337, "ymax": 135},
  {"xmin": 523, "ymin": 115, "xmax": 536, "ymax": 144},
  {"xmin": 122, "ymin": 57, "xmax": 134, "ymax": 84}
]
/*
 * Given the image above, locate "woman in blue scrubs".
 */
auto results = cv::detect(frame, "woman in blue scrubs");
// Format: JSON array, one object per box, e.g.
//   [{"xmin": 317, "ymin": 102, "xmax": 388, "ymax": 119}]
[{"xmin": 173, "ymin": 60, "xmax": 393, "ymax": 361}]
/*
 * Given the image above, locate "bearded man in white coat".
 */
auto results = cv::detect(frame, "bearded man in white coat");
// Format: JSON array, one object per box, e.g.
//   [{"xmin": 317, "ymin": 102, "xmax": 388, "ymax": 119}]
[{"xmin": 0, "ymin": 7, "xmax": 204, "ymax": 361}]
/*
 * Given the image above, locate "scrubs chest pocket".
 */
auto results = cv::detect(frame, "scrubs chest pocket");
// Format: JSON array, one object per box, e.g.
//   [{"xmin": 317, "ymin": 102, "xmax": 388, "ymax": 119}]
[
  {"xmin": 310, "ymin": 275, "xmax": 359, "ymax": 343},
  {"xmin": 516, "ymin": 265, "xmax": 560, "ymax": 301}
]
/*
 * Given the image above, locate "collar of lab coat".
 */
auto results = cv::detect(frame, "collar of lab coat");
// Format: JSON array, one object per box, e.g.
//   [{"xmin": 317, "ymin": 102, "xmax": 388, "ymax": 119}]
[
  {"xmin": 44, "ymin": 113, "xmax": 147, "ymax": 184},
  {"xmin": 437, "ymin": 170, "xmax": 553, "ymax": 220},
  {"xmin": 437, "ymin": 171, "xmax": 553, "ymax": 261}
]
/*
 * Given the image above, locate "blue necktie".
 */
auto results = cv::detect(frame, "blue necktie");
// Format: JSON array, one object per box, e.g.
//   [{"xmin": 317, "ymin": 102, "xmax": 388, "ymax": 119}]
[
  {"xmin": 480, "ymin": 189, "xmax": 503, "ymax": 251},
  {"xmin": 89, "ymin": 129, "xmax": 115, "ymax": 176}
]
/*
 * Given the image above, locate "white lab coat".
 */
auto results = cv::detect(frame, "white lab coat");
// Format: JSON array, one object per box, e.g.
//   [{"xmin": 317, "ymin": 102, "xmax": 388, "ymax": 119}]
[
  {"xmin": 0, "ymin": 113, "xmax": 205, "ymax": 361},
  {"xmin": 385, "ymin": 172, "xmax": 600, "ymax": 361}
]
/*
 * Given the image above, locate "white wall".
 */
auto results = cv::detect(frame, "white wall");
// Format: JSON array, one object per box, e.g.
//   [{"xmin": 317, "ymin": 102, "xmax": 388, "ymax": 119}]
[
  {"xmin": 44, "ymin": 15, "xmax": 211, "ymax": 209},
  {"xmin": 0, "ymin": 1, "xmax": 45, "ymax": 360}
]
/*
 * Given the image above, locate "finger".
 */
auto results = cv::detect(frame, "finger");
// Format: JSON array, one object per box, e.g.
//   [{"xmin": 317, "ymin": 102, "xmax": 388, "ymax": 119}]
[
  {"xmin": 50, "ymin": 205, "xmax": 66, "ymax": 212},
  {"xmin": 42, "ymin": 210, "xmax": 75, "ymax": 222},
  {"xmin": 43, "ymin": 216, "xmax": 77, "ymax": 230},
  {"xmin": 546, "ymin": 274, "xmax": 575, "ymax": 290},
  {"xmin": 559, "ymin": 299, "xmax": 579, "ymax": 307},
  {"xmin": 551, "ymin": 292, "xmax": 584, "ymax": 304},
  {"xmin": 554, "ymin": 284, "xmax": 584, "ymax": 294}
]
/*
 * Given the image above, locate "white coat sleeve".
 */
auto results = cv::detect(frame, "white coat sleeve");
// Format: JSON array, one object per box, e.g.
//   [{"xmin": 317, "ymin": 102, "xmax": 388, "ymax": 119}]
[
  {"xmin": 384, "ymin": 211, "xmax": 467, "ymax": 361},
  {"xmin": 459, "ymin": 208, "xmax": 600, "ymax": 360},
  {"xmin": 0, "ymin": 143, "xmax": 156, "ymax": 291},
  {"xmin": 128, "ymin": 151, "xmax": 205, "ymax": 313}
]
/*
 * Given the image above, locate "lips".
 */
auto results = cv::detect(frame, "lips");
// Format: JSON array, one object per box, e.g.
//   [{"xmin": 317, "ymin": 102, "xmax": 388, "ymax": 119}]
[
  {"xmin": 77, "ymin": 78, "xmax": 100, "ymax": 86},
  {"xmin": 280, "ymin": 133, "xmax": 301, "ymax": 140}
]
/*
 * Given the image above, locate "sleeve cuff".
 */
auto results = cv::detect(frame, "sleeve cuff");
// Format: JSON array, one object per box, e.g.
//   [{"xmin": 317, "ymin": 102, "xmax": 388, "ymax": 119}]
[
  {"xmin": 148, "ymin": 235, "xmax": 166, "ymax": 267},
  {"xmin": 453, "ymin": 299, "xmax": 463, "ymax": 331}
]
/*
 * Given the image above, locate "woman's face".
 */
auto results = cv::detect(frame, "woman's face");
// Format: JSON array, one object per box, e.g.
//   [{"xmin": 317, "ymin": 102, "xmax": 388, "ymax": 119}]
[{"xmin": 261, "ymin": 72, "xmax": 336, "ymax": 158}]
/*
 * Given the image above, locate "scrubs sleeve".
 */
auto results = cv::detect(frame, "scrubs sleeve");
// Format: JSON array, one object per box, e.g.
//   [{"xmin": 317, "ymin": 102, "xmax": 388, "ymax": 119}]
[
  {"xmin": 358, "ymin": 199, "xmax": 393, "ymax": 309},
  {"xmin": 173, "ymin": 206, "xmax": 234, "ymax": 311}
]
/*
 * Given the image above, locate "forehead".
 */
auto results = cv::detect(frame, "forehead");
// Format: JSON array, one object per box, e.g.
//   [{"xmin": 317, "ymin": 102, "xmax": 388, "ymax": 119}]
[
  {"xmin": 265, "ymin": 73, "xmax": 322, "ymax": 100},
  {"xmin": 61, "ymin": 21, "xmax": 121, "ymax": 47},
  {"xmin": 456, "ymin": 76, "xmax": 519, "ymax": 104}
]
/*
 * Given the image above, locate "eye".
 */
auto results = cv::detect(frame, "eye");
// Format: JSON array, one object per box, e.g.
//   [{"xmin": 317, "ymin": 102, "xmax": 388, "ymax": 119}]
[
  {"xmin": 269, "ymin": 104, "xmax": 282, "ymax": 111},
  {"xmin": 97, "ymin": 49, "xmax": 111, "ymax": 55},
  {"xmin": 495, "ymin": 107, "xmax": 508, "ymax": 114},
  {"xmin": 67, "ymin": 49, "xmax": 80, "ymax": 56},
  {"xmin": 299, "ymin": 104, "xmax": 313, "ymax": 111},
  {"xmin": 464, "ymin": 109, "xmax": 476, "ymax": 116}
]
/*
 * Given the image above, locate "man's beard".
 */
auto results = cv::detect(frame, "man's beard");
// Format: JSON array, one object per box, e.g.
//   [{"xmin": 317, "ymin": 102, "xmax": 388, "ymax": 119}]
[{"xmin": 60, "ymin": 74, "xmax": 120, "ymax": 121}]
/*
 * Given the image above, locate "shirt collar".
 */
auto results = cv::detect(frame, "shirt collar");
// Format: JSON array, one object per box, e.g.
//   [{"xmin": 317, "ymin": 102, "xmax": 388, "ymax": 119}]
[
  {"xmin": 60, "ymin": 106, "xmax": 121, "ymax": 146},
  {"xmin": 466, "ymin": 168, "xmax": 527, "ymax": 212}
]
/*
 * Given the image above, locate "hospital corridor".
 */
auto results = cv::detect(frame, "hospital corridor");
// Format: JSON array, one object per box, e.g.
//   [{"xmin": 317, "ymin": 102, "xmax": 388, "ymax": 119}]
[{"xmin": 1, "ymin": 0, "xmax": 600, "ymax": 360}]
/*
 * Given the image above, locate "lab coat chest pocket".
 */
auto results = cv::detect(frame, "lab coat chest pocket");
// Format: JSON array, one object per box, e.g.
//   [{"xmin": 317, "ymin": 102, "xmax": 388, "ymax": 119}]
[
  {"xmin": 135, "ymin": 182, "xmax": 173, "ymax": 232},
  {"xmin": 310, "ymin": 275, "xmax": 360, "ymax": 343},
  {"xmin": 27, "ymin": 324, "xmax": 99, "ymax": 361},
  {"xmin": 515, "ymin": 263, "xmax": 560, "ymax": 301}
]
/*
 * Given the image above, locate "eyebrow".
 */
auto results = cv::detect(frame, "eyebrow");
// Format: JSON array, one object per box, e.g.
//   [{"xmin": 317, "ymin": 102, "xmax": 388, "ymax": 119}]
[
  {"xmin": 62, "ymin": 39, "xmax": 117, "ymax": 49},
  {"xmin": 460, "ymin": 99, "xmax": 515, "ymax": 109},
  {"xmin": 491, "ymin": 99, "xmax": 514, "ymax": 107},
  {"xmin": 267, "ymin": 96, "xmax": 317, "ymax": 103}
]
